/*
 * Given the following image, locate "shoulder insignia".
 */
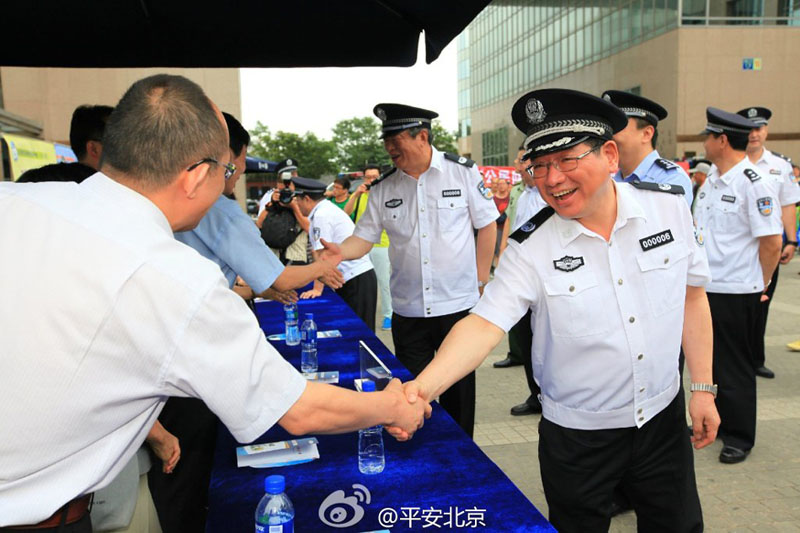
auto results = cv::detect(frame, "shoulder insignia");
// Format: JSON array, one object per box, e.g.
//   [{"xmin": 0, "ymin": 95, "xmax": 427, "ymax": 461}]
[
  {"xmin": 771, "ymin": 151, "xmax": 792, "ymax": 163},
  {"xmin": 743, "ymin": 168, "xmax": 762, "ymax": 182},
  {"xmin": 654, "ymin": 158, "xmax": 678, "ymax": 171},
  {"xmin": 630, "ymin": 181, "xmax": 685, "ymax": 195},
  {"xmin": 443, "ymin": 152, "xmax": 475, "ymax": 168},
  {"xmin": 510, "ymin": 206, "xmax": 555, "ymax": 244}
]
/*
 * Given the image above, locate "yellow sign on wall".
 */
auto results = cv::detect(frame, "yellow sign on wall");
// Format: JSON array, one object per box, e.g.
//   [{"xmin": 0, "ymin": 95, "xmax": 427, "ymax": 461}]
[{"xmin": 1, "ymin": 133, "xmax": 58, "ymax": 180}]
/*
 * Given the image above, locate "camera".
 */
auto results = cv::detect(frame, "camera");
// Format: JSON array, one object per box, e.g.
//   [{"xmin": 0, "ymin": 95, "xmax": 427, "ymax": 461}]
[{"xmin": 278, "ymin": 188, "xmax": 296, "ymax": 205}]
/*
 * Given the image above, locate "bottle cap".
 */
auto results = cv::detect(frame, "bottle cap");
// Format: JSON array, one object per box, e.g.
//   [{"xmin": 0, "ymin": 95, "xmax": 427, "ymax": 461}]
[
  {"xmin": 362, "ymin": 379, "xmax": 376, "ymax": 392},
  {"xmin": 305, "ymin": 313, "xmax": 314, "ymax": 320},
  {"xmin": 264, "ymin": 474, "xmax": 285, "ymax": 494}
]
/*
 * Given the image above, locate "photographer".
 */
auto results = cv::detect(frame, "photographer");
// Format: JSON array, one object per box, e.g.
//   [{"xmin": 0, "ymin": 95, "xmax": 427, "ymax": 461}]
[{"xmin": 256, "ymin": 159, "xmax": 311, "ymax": 265}]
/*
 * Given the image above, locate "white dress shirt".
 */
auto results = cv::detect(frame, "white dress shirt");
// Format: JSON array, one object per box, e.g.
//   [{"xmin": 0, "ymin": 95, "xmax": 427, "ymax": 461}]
[
  {"xmin": 0, "ymin": 174, "xmax": 307, "ymax": 526},
  {"xmin": 693, "ymin": 157, "xmax": 783, "ymax": 294},
  {"xmin": 354, "ymin": 148, "xmax": 499, "ymax": 318},
  {"xmin": 308, "ymin": 199, "xmax": 373, "ymax": 282},
  {"xmin": 512, "ymin": 185, "xmax": 549, "ymax": 232},
  {"xmin": 473, "ymin": 182, "xmax": 710, "ymax": 430},
  {"xmin": 752, "ymin": 148, "xmax": 800, "ymax": 208}
]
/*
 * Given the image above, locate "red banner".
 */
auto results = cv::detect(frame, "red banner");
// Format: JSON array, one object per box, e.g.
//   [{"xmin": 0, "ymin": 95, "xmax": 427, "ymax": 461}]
[{"xmin": 478, "ymin": 166, "xmax": 522, "ymax": 185}]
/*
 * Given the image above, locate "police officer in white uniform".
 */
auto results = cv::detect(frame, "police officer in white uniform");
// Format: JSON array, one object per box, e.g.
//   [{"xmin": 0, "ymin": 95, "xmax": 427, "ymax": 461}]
[
  {"xmin": 401, "ymin": 89, "xmax": 720, "ymax": 532},
  {"xmin": 325, "ymin": 103, "xmax": 499, "ymax": 437},
  {"xmin": 294, "ymin": 176, "xmax": 378, "ymax": 330},
  {"xmin": 737, "ymin": 106, "xmax": 800, "ymax": 379},
  {"xmin": 603, "ymin": 90, "xmax": 694, "ymax": 207},
  {"xmin": 694, "ymin": 107, "xmax": 783, "ymax": 464}
]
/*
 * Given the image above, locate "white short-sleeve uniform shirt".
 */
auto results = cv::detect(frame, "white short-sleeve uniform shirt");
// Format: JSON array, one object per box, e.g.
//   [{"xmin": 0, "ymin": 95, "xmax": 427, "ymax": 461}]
[
  {"xmin": 693, "ymin": 158, "xmax": 783, "ymax": 294},
  {"xmin": 353, "ymin": 148, "xmax": 499, "ymax": 318},
  {"xmin": 752, "ymin": 148, "xmax": 800, "ymax": 209},
  {"xmin": 308, "ymin": 199, "xmax": 373, "ymax": 282},
  {"xmin": 0, "ymin": 174, "xmax": 307, "ymax": 526},
  {"xmin": 473, "ymin": 182, "xmax": 710, "ymax": 430}
]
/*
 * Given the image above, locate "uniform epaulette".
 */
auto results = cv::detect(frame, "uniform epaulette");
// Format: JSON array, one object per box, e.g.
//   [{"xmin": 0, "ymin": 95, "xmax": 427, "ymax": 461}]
[
  {"xmin": 630, "ymin": 181, "xmax": 685, "ymax": 195},
  {"xmin": 743, "ymin": 168, "xmax": 762, "ymax": 182},
  {"xmin": 771, "ymin": 151, "xmax": 792, "ymax": 163},
  {"xmin": 654, "ymin": 158, "xmax": 678, "ymax": 171},
  {"xmin": 443, "ymin": 152, "xmax": 475, "ymax": 168},
  {"xmin": 510, "ymin": 206, "xmax": 555, "ymax": 244},
  {"xmin": 366, "ymin": 167, "xmax": 397, "ymax": 189}
]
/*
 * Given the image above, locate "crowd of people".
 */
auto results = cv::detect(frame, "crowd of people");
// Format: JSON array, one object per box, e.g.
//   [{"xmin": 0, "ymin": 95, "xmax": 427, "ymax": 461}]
[{"xmin": 0, "ymin": 72, "xmax": 797, "ymax": 533}]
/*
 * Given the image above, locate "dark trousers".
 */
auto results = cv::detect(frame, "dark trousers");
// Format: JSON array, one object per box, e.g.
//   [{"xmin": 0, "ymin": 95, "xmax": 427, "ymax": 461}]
[
  {"xmin": 753, "ymin": 265, "xmax": 779, "ymax": 369},
  {"xmin": 392, "ymin": 310, "xmax": 475, "ymax": 437},
  {"xmin": 148, "ymin": 398, "xmax": 219, "ymax": 533},
  {"xmin": 539, "ymin": 393, "xmax": 703, "ymax": 533},
  {"xmin": 708, "ymin": 291, "xmax": 760, "ymax": 451},
  {"xmin": 335, "ymin": 269, "xmax": 378, "ymax": 332},
  {"xmin": 508, "ymin": 309, "xmax": 541, "ymax": 401},
  {"xmin": 1, "ymin": 512, "xmax": 92, "ymax": 533}
]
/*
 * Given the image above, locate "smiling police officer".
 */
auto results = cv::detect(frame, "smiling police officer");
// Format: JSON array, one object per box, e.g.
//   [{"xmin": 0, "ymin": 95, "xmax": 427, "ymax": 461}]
[{"xmin": 401, "ymin": 89, "xmax": 720, "ymax": 533}]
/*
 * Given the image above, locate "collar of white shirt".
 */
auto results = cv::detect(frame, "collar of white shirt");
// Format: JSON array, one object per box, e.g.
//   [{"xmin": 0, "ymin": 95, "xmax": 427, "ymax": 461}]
[
  {"xmin": 81, "ymin": 172, "xmax": 173, "ymax": 236},
  {"xmin": 550, "ymin": 181, "xmax": 647, "ymax": 247}
]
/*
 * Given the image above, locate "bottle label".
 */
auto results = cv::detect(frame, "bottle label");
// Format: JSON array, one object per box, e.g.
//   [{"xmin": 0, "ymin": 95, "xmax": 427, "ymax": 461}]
[{"xmin": 255, "ymin": 519, "xmax": 293, "ymax": 533}]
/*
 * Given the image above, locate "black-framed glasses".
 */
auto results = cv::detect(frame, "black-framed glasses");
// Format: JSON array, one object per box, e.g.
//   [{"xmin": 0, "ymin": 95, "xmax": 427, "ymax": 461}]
[
  {"xmin": 187, "ymin": 157, "xmax": 236, "ymax": 180},
  {"xmin": 527, "ymin": 146, "xmax": 599, "ymax": 179}
]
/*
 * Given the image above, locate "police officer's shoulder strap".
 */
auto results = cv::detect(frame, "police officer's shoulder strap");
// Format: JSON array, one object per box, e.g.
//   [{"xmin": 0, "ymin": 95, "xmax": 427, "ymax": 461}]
[
  {"xmin": 365, "ymin": 167, "xmax": 397, "ymax": 190},
  {"xmin": 509, "ymin": 206, "xmax": 555, "ymax": 244},
  {"xmin": 630, "ymin": 181, "xmax": 685, "ymax": 195},
  {"xmin": 771, "ymin": 151, "xmax": 792, "ymax": 163},
  {"xmin": 654, "ymin": 158, "xmax": 678, "ymax": 171},
  {"xmin": 443, "ymin": 152, "xmax": 476, "ymax": 168},
  {"xmin": 743, "ymin": 168, "xmax": 762, "ymax": 182}
]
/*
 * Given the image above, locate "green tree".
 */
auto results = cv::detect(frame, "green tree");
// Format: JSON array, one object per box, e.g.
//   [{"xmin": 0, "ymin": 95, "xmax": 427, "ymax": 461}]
[
  {"xmin": 248, "ymin": 121, "xmax": 337, "ymax": 179},
  {"xmin": 431, "ymin": 120, "xmax": 459, "ymax": 155},
  {"xmin": 331, "ymin": 116, "xmax": 388, "ymax": 172}
]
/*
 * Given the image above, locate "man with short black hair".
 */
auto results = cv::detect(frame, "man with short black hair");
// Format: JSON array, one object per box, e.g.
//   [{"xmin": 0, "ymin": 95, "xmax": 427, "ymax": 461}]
[{"xmin": 329, "ymin": 176, "xmax": 352, "ymax": 211}]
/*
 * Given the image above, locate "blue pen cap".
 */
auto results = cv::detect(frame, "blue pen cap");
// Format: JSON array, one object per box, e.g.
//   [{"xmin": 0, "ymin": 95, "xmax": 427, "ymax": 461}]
[
  {"xmin": 362, "ymin": 379, "xmax": 376, "ymax": 392},
  {"xmin": 265, "ymin": 474, "xmax": 285, "ymax": 494}
]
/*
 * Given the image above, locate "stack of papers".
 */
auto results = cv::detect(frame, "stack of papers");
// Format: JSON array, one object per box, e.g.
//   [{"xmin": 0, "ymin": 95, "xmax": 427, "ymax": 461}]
[{"xmin": 236, "ymin": 438, "xmax": 320, "ymax": 468}]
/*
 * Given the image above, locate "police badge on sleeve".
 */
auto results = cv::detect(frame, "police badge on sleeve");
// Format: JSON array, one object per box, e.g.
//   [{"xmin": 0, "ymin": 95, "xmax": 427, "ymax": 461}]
[
  {"xmin": 477, "ymin": 180, "xmax": 493, "ymax": 200},
  {"xmin": 757, "ymin": 197, "xmax": 773, "ymax": 216}
]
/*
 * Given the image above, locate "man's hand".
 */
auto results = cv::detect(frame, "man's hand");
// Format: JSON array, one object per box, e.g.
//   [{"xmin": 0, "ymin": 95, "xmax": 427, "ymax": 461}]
[
  {"xmin": 354, "ymin": 183, "xmax": 368, "ymax": 196},
  {"xmin": 146, "ymin": 421, "xmax": 181, "ymax": 474},
  {"xmin": 381, "ymin": 379, "xmax": 430, "ymax": 441},
  {"xmin": 780, "ymin": 243, "xmax": 796, "ymax": 264},
  {"xmin": 300, "ymin": 287, "xmax": 323, "ymax": 299},
  {"xmin": 317, "ymin": 257, "xmax": 344, "ymax": 289},
  {"xmin": 318, "ymin": 239, "xmax": 343, "ymax": 266},
  {"xmin": 263, "ymin": 287, "xmax": 298, "ymax": 305},
  {"xmin": 271, "ymin": 189, "xmax": 281, "ymax": 203},
  {"xmin": 688, "ymin": 392, "xmax": 720, "ymax": 449}
]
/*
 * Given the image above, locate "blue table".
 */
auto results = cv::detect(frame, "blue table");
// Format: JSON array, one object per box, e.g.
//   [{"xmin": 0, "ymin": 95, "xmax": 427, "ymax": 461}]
[{"xmin": 207, "ymin": 290, "xmax": 554, "ymax": 532}]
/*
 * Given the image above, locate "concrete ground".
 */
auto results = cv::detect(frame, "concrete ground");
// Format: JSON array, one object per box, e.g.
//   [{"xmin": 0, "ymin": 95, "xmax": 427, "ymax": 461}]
[{"xmin": 373, "ymin": 257, "xmax": 800, "ymax": 532}]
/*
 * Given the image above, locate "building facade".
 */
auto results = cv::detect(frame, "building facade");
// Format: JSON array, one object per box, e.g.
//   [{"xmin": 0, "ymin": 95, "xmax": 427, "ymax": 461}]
[{"xmin": 457, "ymin": 0, "xmax": 800, "ymax": 164}]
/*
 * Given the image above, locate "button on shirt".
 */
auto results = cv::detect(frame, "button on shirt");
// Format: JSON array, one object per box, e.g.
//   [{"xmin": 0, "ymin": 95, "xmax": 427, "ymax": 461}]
[
  {"xmin": 473, "ymin": 183, "xmax": 710, "ymax": 430},
  {"xmin": 615, "ymin": 150, "xmax": 694, "ymax": 206},
  {"xmin": 512, "ymin": 185, "xmax": 549, "ymax": 232},
  {"xmin": 354, "ymin": 148, "xmax": 499, "ymax": 317},
  {"xmin": 693, "ymin": 158, "xmax": 783, "ymax": 294},
  {"xmin": 0, "ymin": 174, "xmax": 307, "ymax": 526},
  {"xmin": 752, "ymin": 149, "xmax": 800, "ymax": 208},
  {"xmin": 308, "ymin": 199, "xmax": 373, "ymax": 282},
  {"xmin": 175, "ymin": 195, "xmax": 284, "ymax": 294}
]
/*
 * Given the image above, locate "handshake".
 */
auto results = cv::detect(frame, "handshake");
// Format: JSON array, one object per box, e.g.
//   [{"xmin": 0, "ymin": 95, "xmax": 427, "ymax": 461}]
[{"xmin": 375, "ymin": 378, "xmax": 433, "ymax": 442}]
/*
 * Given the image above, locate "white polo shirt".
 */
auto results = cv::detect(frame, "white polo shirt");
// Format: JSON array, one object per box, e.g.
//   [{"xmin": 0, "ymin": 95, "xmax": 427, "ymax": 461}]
[
  {"xmin": 354, "ymin": 147, "xmax": 499, "ymax": 318},
  {"xmin": 752, "ymin": 148, "xmax": 800, "ymax": 208},
  {"xmin": 473, "ymin": 182, "xmax": 710, "ymax": 430},
  {"xmin": 693, "ymin": 157, "xmax": 783, "ymax": 294},
  {"xmin": 0, "ymin": 174, "xmax": 307, "ymax": 526},
  {"xmin": 308, "ymin": 198, "xmax": 373, "ymax": 282}
]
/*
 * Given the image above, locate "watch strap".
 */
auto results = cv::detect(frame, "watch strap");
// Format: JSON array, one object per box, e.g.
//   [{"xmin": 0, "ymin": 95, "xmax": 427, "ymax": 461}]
[{"xmin": 690, "ymin": 382, "xmax": 718, "ymax": 397}]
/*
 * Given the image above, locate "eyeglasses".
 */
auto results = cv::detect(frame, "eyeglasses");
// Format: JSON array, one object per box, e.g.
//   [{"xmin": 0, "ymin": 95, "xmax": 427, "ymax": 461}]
[
  {"xmin": 187, "ymin": 158, "xmax": 236, "ymax": 180},
  {"xmin": 527, "ymin": 146, "xmax": 600, "ymax": 179}
]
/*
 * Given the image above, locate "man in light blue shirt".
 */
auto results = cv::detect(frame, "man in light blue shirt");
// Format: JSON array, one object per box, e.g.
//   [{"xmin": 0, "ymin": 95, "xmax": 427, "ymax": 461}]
[{"xmin": 603, "ymin": 90, "xmax": 693, "ymax": 207}]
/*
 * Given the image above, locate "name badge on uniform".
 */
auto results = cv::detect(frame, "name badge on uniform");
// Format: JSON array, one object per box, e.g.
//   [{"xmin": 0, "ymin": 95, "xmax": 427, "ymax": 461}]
[
  {"xmin": 721, "ymin": 195, "xmax": 736, "ymax": 203},
  {"xmin": 757, "ymin": 197, "xmax": 773, "ymax": 216},
  {"xmin": 442, "ymin": 189, "xmax": 462, "ymax": 198},
  {"xmin": 385, "ymin": 198, "xmax": 403, "ymax": 208},
  {"xmin": 770, "ymin": 169, "xmax": 781, "ymax": 175},
  {"xmin": 553, "ymin": 255, "xmax": 584, "ymax": 272},
  {"xmin": 639, "ymin": 229, "xmax": 674, "ymax": 251}
]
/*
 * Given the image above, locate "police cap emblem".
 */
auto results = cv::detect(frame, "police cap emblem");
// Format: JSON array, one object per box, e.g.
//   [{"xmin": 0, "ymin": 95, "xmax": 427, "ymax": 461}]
[
  {"xmin": 748, "ymin": 108, "xmax": 757, "ymax": 118},
  {"xmin": 375, "ymin": 107, "xmax": 386, "ymax": 121},
  {"xmin": 553, "ymin": 255, "xmax": 585, "ymax": 272},
  {"xmin": 525, "ymin": 98, "xmax": 546, "ymax": 125},
  {"xmin": 286, "ymin": 159, "xmax": 293, "ymax": 166}
]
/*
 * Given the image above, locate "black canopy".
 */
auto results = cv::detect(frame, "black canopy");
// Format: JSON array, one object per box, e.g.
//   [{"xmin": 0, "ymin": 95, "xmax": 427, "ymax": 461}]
[{"xmin": 1, "ymin": 0, "xmax": 489, "ymax": 68}]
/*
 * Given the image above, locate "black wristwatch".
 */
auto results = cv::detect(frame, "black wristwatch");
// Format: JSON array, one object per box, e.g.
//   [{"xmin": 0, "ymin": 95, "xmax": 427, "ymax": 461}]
[{"xmin": 784, "ymin": 240, "xmax": 798, "ymax": 247}]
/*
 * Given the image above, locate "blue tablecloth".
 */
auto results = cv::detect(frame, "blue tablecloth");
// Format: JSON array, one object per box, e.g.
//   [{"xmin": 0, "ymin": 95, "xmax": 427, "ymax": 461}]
[{"xmin": 207, "ymin": 289, "xmax": 554, "ymax": 532}]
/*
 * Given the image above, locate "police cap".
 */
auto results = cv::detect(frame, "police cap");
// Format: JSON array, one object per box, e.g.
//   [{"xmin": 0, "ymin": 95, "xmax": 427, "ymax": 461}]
[
  {"xmin": 736, "ymin": 106, "xmax": 771, "ymax": 126},
  {"xmin": 373, "ymin": 103, "xmax": 438, "ymax": 139},
  {"xmin": 511, "ymin": 88, "xmax": 627, "ymax": 159},
  {"xmin": 601, "ymin": 90, "xmax": 667, "ymax": 126},
  {"xmin": 291, "ymin": 176, "xmax": 326, "ymax": 195},
  {"xmin": 701, "ymin": 107, "xmax": 757, "ymax": 136},
  {"xmin": 276, "ymin": 158, "xmax": 298, "ymax": 176}
]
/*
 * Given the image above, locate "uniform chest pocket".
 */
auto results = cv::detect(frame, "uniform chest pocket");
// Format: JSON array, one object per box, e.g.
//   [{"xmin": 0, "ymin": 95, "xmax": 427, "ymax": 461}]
[
  {"xmin": 436, "ymin": 197, "xmax": 468, "ymax": 233},
  {"xmin": 636, "ymin": 243, "xmax": 689, "ymax": 317},
  {"xmin": 711, "ymin": 201, "xmax": 742, "ymax": 231},
  {"xmin": 381, "ymin": 204, "xmax": 409, "ymax": 236},
  {"xmin": 542, "ymin": 270, "xmax": 610, "ymax": 337}
]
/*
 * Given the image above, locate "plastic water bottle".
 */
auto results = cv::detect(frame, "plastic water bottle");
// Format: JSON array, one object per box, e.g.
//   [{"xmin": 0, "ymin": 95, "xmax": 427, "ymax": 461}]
[
  {"xmin": 358, "ymin": 380, "xmax": 385, "ymax": 474},
  {"xmin": 284, "ymin": 303, "xmax": 300, "ymax": 346},
  {"xmin": 300, "ymin": 313, "xmax": 318, "ymax": 373},
  {"xmin": 255, "ymin": 475, "xmax": 294, "ymax": 533}
]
